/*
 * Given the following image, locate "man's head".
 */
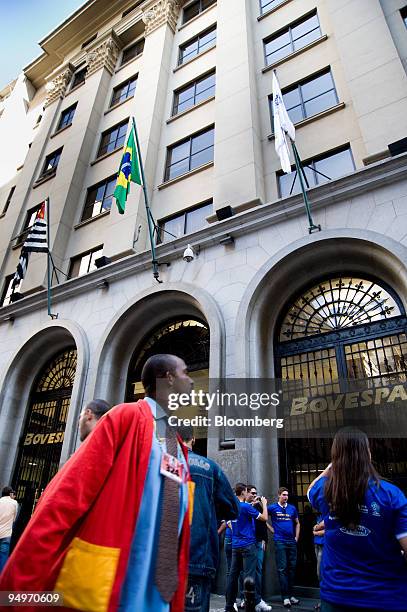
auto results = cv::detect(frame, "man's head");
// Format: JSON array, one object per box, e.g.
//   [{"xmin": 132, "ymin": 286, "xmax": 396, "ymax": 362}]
[
  {"xmin": 177, "ymin": 424, "xmax": 195, "ymax": 449},
  {"xmin": 235, "ymin": 482, "xmax": 247, "ymax": 500},
  {"xmin": 1, "ymin": 486, "xmax": 15, "ymax": 498},
  {"xmin": 246, "ymin": 484, "xmax": 258, "ymax": 503},
  {"xmin": 278, "ymin": 486, "xmax": 289, "ymax": 504},
  {"xmin": 78, "ymin": 399, "xmax": 111, "ymax": 442},
  {"xmin": 141, "ymin": 354, "xmax": 193, "ymax": 409}
]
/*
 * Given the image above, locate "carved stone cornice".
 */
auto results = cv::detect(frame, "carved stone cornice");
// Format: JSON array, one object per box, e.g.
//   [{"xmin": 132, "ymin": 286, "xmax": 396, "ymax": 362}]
[
  {"xmin": 44, "ymin": 64, "xmax": 74, "ymax": 107},
  {"xmin": 86, "ymin": 32, "xmax": 121, "ymax": 76},
  {"xmin": 142, "ymin": 0, "xmax": 181, "ymax": 35}
]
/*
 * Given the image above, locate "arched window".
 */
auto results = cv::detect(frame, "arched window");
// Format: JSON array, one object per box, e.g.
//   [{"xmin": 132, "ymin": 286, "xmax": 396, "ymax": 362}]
[{"xmin": 12, "ymin": 348, "xmax": 77, "ymax": 536}]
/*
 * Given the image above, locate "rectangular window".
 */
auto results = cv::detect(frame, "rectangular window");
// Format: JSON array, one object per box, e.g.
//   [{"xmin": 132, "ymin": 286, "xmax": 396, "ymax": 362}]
[
  {"xmin": 173, "ymin": 71, "xmax": 215, "ymax": 116},
  {"xmin": 270, "ymin": 69, "xmax": 338, "ymax": 128},
  {"xmin": 1, "ymin": 274, "xmax": 22, "ymax": 306},
  {"xmin": 71, "ymin": 66, "xmax": 87, "ymax": 89},
  {"xmin": 183, "ymin": 0, "xmax": 216, "ymax": 24},
  {"xmin": 97, "ymin": 120, "xmax": 128, "ymax": 157},
  {"xmin": 2, "ymin": 185, "xmax": 16, "ymax": 215},
  {"xmin": 179, "ymin": 25, "xmax": 216, "ymax": 65},
  {"xmin": 57, "ymin": 103, "xmax": 77, "ymax": 131},
  {"xmin": 121, "ymin": 39, "xmax": 145, "ymax": 65},
  {"xmin": 40, "ymin": 148, "xmax": 62, "ymax": 178},
  {"xmin": 68, "ymin": 246, "xmax": 103, "ymax": 279},
  {"xmin": 401, "ymin": 6, "xmax": 407, "ymax": 27},
  {"xmin": 264, "ymin": 11, "xmax": 321, "ymax": 66},
  {"xmin": 82, "ymin": 176, "xmax": 116, "ymax": 221},
  {"xmin": 111, "ymin": 76, "xmax": 137, "ymax": 107},
  {"xmin": 159, "ymin": 200, "xmax": 212, "ymax": 243},
  {"xmin": 165, "ymin": 126, "xmax": 214, "ymax": 181},
  {"xmin": 278, "ymin": 146, "xmax": 355, "ymax": 198},
  {"xmin": 14, "ymin": 204, "xmax": 42, "ymax": 246},
  {"xmin": 260, "ymin": 0, "xmax": 285, "ymax": 15}
]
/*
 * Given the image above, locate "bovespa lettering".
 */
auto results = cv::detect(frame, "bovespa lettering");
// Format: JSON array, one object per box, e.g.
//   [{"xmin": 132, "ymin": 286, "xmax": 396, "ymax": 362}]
[
  {"xmin": 23, "ymin": 432, "xmax": 64, "ymax": 446},
  {"xmin": 290, "ymin": 383, "xmax": 407, "ymax": 416}
]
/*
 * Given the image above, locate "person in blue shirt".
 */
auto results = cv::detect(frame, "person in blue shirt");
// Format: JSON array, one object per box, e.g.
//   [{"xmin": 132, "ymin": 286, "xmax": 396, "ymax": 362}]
[
  {"xmin": 178, "ymin": 425, "xmax": 239, "ymax": 612},
  {"xmin": 313, "ymin": 515, "xmax": 324, "ymax": 581},
  {"xmin": 225, "ymin": 483, "xmax": 271, "ymax": 612},
  {"xmin": 308, "ymin": 427, "xmax": 407, "ymax": 612},
  {"xmin": 268, "ymin": 487, "xmax": 300, "ymax": 608}
]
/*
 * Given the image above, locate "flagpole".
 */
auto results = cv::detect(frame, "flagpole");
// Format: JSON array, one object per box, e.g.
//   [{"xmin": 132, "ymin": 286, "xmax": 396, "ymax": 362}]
[
  {"xmin": 46, "ymin": 198, "xmax": 58, "ymax": 318},
  {"xmin": 131, "ymin": 117, "xmax": 162, "ymax": 283},
  {"xmin": 290, "ymin": 140, "xmax": 321, "ymax": 234}
]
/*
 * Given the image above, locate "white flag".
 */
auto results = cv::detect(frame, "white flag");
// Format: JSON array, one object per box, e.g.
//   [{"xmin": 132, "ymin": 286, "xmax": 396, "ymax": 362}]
[{"xmin": 272, "ymin": 71, "xmax": 295, "ymax": 174}]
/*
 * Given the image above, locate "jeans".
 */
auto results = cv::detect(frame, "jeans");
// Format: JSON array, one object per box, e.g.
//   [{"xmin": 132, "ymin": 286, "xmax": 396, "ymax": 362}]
[
  {"xmin": 0, "ymin": 537, "xmax": 11, "ymax": 573},
  {"xmin": 225, "ymin": 543, "xmax": 259, "ymax": 611},
  {"xmin": 255, "ymin": 541, "xmax": 265, "ymax": 599},
  {"xmin": 225, "ymin": 537, "xmax": 232, "ymax": 578},
  {"xmin": 274, "ymin": 541, "xmax": 297, "ymax": 599},
  {"xmin": 321, "ymin": 602, "xmax": 384, "ymax": 612},
  {"xmin": 185, "ymin": 575, "xmax": 212, "ymax": 612}
]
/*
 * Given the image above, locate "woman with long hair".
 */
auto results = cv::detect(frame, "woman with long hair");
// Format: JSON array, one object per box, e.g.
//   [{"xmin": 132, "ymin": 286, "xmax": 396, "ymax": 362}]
[{"xmin": 307, "ymin": 428, "xmax": 407, "ymax": 612}]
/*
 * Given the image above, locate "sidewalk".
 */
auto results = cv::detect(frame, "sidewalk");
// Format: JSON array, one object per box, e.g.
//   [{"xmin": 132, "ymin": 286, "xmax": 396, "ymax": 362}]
[{"xmin": 210, "ymin": 594, "xmax": 321, "ymax": 611}]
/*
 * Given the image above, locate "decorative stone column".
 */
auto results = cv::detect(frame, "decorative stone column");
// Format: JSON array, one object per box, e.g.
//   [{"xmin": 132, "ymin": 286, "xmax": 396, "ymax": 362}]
[
  {"xmin": 142, "ymin": 0, "xmax": 181, "ymax": 35},
  {"xmin": 86, "ymin": 32, "xmax": 121, "ymax": 77},
  {"xmin": 44, "ymin": 64, "xmax": 74, "ymax": 107}
]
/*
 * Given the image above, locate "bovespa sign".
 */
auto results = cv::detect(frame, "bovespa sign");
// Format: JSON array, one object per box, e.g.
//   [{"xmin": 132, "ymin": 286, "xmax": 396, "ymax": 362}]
[{"xmin": 23, "ymin": 432, "xmax": 64, "ymax": 446}]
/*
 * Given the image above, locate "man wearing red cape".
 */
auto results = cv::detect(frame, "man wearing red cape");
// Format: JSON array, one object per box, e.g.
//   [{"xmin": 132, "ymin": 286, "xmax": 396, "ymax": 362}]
[{"xmin": 0, "ymin": 354, "xmax": 194, "ymax": 612}]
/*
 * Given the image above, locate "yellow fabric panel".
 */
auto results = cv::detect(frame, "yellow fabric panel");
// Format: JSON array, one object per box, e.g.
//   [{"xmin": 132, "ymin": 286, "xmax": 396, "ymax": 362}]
[
  {"xmin": 55, "ymin": 537, "xmax": 120, "ymax": 612},
  {"xmin": 116, "ymin": 174, "xmax": 129, "ymax": 188},
  {"xmin": 188, "ymin": 480, "xmax": 195, "ymax": 525}
]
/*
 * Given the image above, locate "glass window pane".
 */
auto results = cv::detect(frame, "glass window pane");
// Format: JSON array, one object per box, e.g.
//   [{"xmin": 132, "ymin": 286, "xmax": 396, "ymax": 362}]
[
  {"xmin": 199, "ymin": 28, "xmax": 216, "ymax": 52},
  {"xmin": 161, "ymin": 216, "xmax": 185, "ymax": 242},
  {"xmin": 190, "ymin": 146, "xmax": 213, "ymax": 169},
  {"xmin": 178, "ymin": 84, "xmax": 195, "ymax": 105},
  {"xmin": 183, "ymin": 1, "xmax": 200, "ymax": 23},
  {"xmin": 301, "ymin": 72, "xmax": 333, "ymax": 101},
  {"xmin": 170, "ymin": 140, "xmax": 190, "ymax": 164},
  {"xmin": 287, "ymin": 104, "xmax": 304, "ymax": 124},
  {"xmin": 265, "ymin": 31, "xmax": 290, "ymax": 56},
  {"xmin": 78, "ymin": 253, "xmax": 91, "ymax": 276},
  {"xmin": 196, "ymin": 73, "xmax": 215, "ymax": 94},
  {"xmin": 89, "ymin": 248, "xmax": 103, "ymax": 272},
  {"xmin": 283, "ymin": 88, "xmax": 301, "ymax": 110},
  {"xmin": 202, "ymin": 0, "xmax": 215, "ymax": 10},
  {"xmin": 191, "ymin": 129, "xmax": 214, "ymax": 154},
  {"xmin": 180, "ymin": 40, "xmax": 199, "ymax": 63},
  {"xmin": 314, "ymin": 149, "xmax": 354, "ymax": 184},
  {"xmin": 304, "ymin": 90, "xmax": 337, "ymax": 117},
  {"xmin": 168, "ymin": 158, "xmax": 190, "ymax": 180},
  {"xmin": 185, "ymin": 202, "xmax": 212, "ymax": 233},
  {"xmin": 292, "ymin": 15, "xmax": 319, "ymax": 41},
  {"xmin": 293, "ymin": 28, "xmax": 321, "ymax": 51},
  {"xmin": 195, "ymin": 86, "xmax": 215, "ymax": 104}
]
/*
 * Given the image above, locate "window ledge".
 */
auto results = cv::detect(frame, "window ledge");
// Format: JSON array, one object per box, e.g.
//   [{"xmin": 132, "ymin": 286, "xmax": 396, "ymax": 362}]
[
  {"xmin": 0, "ymin": 212, "xmax": 5, "ymax": 219},
  {"xmin": 267, "ymin": 102, "xmax": 346, "ymax": 140},
  {"xmin": 74, "ymin": 210, "xmax": 110, "ymax": 229},
  {"xmin": 178, "ymin": 3, "xmax": 217, "ymax": 31},
  {"xmin": 262, "ymin": 35, "xmax": 328, "ymax": 73},
  {"xmin": 33, "ymin": 170, "xmax": 57, "ymax": 188},
  {"xmin": 65, "ymin": 81, "xmax": 86, "ymax": 98},
  {"xmin": 91, "ymin": 146, "xmax": 123, "ymax": 166},
  {"xmin": 158, "ymin": 161, "xmax": 214, "ymax": 190},
  {"xmin": 115, "ymin": 53, "xmax": 143, "ymax": 74},
  {"xmin": 257, "ymin": 0, "xmax": 292, "ymax": 21},
  {"xmin": 167, "ymin": 94, "xmax": 215, "ymax": 124},
  {"xmin": 50, "ymin": 123, "xmax": 72, "ymax": 139},
  {"xmin": 174, "ymin": 43, "xmax": 216, "ymax": 73},
  {"xmin": 104, "ymin": 95, "xmax": 134, "ymax": 115}
]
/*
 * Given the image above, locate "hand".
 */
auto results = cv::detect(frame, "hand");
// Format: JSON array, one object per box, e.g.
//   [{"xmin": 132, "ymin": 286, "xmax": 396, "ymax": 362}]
[
  {"xmin": 295, "ymin": 536, "xmax": 298, "ymax": 542},
  {"xmin": 261, "ymin": 496, "xmax": 267, "ymax": 506}
]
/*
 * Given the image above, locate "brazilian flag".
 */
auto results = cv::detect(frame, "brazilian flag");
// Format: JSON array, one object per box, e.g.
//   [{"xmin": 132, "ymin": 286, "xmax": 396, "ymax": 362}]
[{"xmin": 114, "ymin": 126, "xmax": 142, "ymax": 214}]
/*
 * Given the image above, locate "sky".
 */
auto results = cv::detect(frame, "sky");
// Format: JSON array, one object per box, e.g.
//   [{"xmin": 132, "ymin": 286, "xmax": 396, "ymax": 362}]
[{"xmin": 0, "ymin": 0, "xmax": 85, "ymax": 90}]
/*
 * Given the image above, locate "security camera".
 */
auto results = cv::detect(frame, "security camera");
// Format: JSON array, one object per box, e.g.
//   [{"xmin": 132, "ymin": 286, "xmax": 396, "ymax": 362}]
[{"xmin": 183, "ymin": 244, "xmax": 195, "ymax": 263}]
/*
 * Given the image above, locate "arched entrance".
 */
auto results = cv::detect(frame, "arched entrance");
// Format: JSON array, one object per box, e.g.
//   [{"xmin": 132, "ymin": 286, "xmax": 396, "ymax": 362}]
[
  {"xmin": 125, "ymin": 317, "xmax": 210, "ymax": 454},
  {"xmin": 275, "ymin": 275, "xmax": 407, "ymax": 585},
  {"xmin": 11, "ymin": 348, "xmax": 77, "ymax": 540}
]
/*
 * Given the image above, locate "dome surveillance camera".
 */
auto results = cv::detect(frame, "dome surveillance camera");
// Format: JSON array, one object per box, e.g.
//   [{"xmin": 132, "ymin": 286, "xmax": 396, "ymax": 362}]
[{"xmin": 183, "ymin": 244, "xmax": 195, "ymax": 263}]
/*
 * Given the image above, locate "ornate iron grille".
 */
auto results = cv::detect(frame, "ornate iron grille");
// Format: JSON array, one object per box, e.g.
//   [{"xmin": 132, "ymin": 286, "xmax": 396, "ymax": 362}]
[
  {"xmin": 280, "ymin": 277, "xmax": 400, "ymax": 341},
  {"xmin": 12, "ymin": 349, "xmax": 77, "ymax": 539}
]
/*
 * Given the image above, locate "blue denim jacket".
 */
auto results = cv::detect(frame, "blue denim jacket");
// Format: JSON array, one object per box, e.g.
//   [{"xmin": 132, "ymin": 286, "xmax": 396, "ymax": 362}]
[{"xmin": 187, "ymin": 449, "xmax": 239, "ymax": 577}]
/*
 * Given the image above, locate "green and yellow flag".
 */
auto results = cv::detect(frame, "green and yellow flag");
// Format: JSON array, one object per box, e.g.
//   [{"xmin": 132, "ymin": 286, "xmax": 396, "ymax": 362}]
[{"xmin": 114, "ymin": 125, "xmax": 142, "ymax": 214}]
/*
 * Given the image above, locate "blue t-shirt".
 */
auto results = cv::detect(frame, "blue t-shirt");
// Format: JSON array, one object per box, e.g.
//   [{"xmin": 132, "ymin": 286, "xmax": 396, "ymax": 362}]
[
  {"xmin": 268, "ymin": 503, "xmax": 298, "ymax": 542},
  {"xmin": 231, "ymin": 501, "xmax": 259, "ymax": 548},
  {"xmin": 314, "ymin": 514, "xmax": 324, "ymax": 546},
  {"xmin": 308, "ymin": 476, "xmax": 407, "ymax": 610}
]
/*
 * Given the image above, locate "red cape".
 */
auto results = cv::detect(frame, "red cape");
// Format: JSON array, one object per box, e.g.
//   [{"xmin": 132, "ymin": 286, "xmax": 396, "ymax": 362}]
[{"xmin": 0, "ymin": 401, "xmax": 190, "ymax": 612}]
